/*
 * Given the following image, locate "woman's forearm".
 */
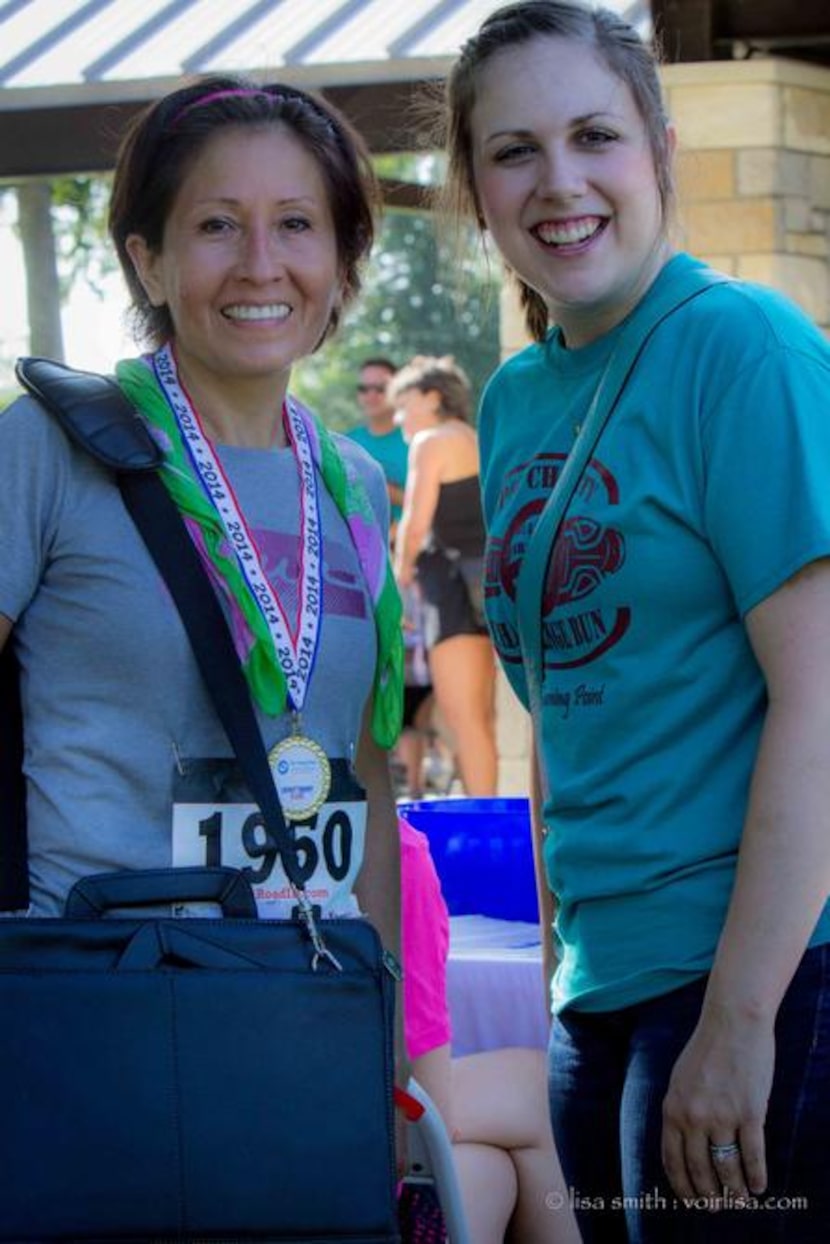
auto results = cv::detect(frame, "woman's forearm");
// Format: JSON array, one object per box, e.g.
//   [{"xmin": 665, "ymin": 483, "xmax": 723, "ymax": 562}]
[{"xmin": 393, "ymin": 514, "xmax": 426, "ymax": 585}]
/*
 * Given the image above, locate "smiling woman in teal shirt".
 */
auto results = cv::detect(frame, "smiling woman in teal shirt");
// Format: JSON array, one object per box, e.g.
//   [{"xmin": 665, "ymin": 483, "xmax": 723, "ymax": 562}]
[{"xmin": 436, "ymin": 3, "xmax": 830, "ymax": 1241}]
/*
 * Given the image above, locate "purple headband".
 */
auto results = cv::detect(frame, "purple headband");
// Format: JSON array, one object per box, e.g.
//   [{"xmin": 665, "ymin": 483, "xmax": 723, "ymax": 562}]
[
  {"xmin": 171, "ymin": 87, "xmax": 276, "ymax": 126},
  {"xmin": 169, "ymin": 86, "xmax": 337, "ymax": 136}
]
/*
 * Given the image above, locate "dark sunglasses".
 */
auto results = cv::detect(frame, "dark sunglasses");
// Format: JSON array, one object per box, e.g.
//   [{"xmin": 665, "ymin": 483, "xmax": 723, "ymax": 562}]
[{"xmin": 357, "ymin": 383, "xmax": 387, "ymax": 394}]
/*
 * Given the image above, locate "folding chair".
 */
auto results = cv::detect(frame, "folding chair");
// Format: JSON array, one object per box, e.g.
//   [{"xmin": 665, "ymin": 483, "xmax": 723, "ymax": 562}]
[{"xmin": 398, "ymin": 1078, "xmax": 472, "ymax": 1244}]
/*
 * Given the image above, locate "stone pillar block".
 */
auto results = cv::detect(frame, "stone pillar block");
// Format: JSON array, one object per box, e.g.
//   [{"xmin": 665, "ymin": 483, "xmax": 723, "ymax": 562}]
[
  {"xmin": 784, "ymin": 88, "xmax": 830, "ymax": 156},
  {"xmin": 682, "ymin": 199, "xmax": 780, "ymax": 254},
  {"xmin": 676, "ymin": 149, "xmax": 735, "ymax": 202},
  {"xmin": 737, "ymin": 148, "xmax": 810, "ymax": 197},
  {"xmin": 784, "ymin": 198, "xmax": 812, "ymax": 232},
  {"xmin": 786, "ymin": 233, "xmax": 829, "ymax": 258},
  {"xmin": 668, "ymin": 83, "xmax": 779, "ymax": 149},
  {"xmin": 810, "ymin": 156, "xmax": 830, "ymax": 210}
]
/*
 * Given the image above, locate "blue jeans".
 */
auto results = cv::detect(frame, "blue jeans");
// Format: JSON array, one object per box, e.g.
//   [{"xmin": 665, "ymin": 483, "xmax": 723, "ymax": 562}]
[{"xmin": 549, "ymin": 944, "xmax": 830, "ymax": 1243}]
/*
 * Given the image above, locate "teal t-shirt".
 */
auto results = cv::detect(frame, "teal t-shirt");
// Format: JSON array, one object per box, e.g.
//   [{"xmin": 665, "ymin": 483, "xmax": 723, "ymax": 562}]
[
  {"xmin": 479, "ymin": 253, "xmax": 830, "ymax": 1014},
  {"xmin": 347, "ymin": 425, "xmax": 409, "ymax": 521}
]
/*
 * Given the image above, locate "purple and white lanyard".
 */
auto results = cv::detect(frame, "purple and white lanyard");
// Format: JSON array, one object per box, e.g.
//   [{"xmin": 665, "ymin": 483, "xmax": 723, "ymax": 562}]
[{"xmin": 152, "ymin": 343, "xmax": 323, "ymax": 715}]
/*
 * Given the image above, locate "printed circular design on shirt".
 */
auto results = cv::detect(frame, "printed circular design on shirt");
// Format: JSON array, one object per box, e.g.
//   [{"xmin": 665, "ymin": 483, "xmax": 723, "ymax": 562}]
[
  {"xmin": 500, "ymin": 498, "xmax": 546, "ymax": 599},
  {"xmin": 489, "ymin": 454, "xmax": 630, "ymax": 671},
  {"xmin": 546, "ymin": 517, "xmax": 625, "ymax": 612}
]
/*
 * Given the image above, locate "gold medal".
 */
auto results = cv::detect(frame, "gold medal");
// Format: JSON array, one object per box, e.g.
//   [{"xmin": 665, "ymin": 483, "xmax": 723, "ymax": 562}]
[{"xmin": 268, "ymin": 732, "xmax": 331, "ymax": 822}]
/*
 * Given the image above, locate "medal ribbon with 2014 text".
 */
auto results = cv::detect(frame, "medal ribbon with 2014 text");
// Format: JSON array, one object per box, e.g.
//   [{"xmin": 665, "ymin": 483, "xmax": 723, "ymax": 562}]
[{"xmin": 152, "ymin": 342, "xmax": 323, "ymax": 714}]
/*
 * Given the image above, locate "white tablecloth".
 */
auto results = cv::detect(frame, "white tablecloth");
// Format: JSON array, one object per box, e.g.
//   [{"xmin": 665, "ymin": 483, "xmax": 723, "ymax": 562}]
[{"xmin": 447, "ymin": 915, "xmax": 549, "ymax": 1056}]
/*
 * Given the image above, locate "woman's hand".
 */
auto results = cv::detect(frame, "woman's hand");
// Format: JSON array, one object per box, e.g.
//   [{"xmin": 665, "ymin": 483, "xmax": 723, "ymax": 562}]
[{"xmin": 661, "ymin": 1008, "xmax": 773, "ymax": 1205}]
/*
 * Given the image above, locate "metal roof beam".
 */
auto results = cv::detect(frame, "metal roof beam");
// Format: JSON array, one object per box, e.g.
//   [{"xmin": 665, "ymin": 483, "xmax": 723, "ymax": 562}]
[
  {"xmin": 84, "ymin": 0, "xmax": 202, "ymax": 81},
  {"xmin": 0, "ymin": 0, "xmax": 33, "ymax": 24},
  {"xmin": 388, "ymin": 0, "xmax": 467, "ymax": 58},
  {"xmin": 181, "ymin": 0, "xmax": 290, "ymax": 75},
  {"xmin": 0, "ymin": 0, "xmax": 112, "ymax": 86},
  {"xmin": 283, "ymin": 0, "xmax": 367, "ymax": 65}
]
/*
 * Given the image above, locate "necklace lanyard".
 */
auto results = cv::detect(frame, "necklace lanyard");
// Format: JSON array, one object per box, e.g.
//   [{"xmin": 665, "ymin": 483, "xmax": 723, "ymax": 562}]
[{"xmin": 151, "ymin": 343, "xmax": 323, "ymax": 716}]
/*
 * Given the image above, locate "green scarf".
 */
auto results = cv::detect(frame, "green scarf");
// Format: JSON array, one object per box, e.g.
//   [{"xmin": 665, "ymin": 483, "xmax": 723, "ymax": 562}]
[{"xmin": 116, "ymin": 357, "xmax": 403, "ymax": 748}]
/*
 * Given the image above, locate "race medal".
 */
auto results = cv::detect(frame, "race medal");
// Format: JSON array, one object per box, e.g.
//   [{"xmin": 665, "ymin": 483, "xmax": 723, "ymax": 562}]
[{"xmin": 268, "ymin": 733, "xmax": 331, "ymax": 822}]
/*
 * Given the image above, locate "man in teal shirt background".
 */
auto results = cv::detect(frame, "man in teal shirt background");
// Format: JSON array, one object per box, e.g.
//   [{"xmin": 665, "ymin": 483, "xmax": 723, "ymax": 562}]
[{"xmin": 348, "ymin": 357, "xmax": 409, "ymax": 530}]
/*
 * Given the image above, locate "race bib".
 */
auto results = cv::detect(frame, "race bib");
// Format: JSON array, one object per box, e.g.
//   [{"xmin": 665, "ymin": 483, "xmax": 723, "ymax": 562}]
[{"xmin": 171, "ymin": 757, "xmax": 366, "ymax": 920}]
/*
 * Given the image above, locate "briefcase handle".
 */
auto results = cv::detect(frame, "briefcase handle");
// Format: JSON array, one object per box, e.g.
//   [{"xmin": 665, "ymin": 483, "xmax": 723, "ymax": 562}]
[{"xmin": 64, "ymin": 866, "xmax": 258, "ymax": 919}]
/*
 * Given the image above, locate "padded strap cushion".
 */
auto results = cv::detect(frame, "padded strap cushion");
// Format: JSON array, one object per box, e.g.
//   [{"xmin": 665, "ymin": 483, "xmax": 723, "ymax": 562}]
[{"xmin": 15, "ymin": 356, "xmax": 162, "ymax": 472}]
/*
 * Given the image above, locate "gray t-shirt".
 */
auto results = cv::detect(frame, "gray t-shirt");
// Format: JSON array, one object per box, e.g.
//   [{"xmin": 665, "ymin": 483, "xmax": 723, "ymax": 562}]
[{"xmin": 0, "ymin": 395, "xmax": 388, "ymax": 916}]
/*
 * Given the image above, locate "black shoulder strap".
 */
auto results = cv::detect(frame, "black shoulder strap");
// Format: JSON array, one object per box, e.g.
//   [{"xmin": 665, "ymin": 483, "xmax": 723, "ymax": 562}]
[
  {"xmin": 14, "ymin": 356, "xmax": 162, "ymax": 472},
  {"xmin": 3, "ymin": 358, "xmax": 304, "ymax": 911},
  {"xmin": 117, "ymin": 471, "xmax": 306, "ymax": 892}
]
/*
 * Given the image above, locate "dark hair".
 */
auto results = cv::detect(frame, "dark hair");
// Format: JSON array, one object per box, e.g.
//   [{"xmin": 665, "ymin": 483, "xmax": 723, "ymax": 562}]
[
  {"xmin": 109, "ymin": 74, "xmax": 379, "ymax": 349},
  {"xmin": 359, "ymin": 357, "xmax": 398, "ymax": 374},
  {"xmin": 388, "ymin": 355, "xmax": 472, "ymax": 423},
  {"xmin": 440, "ymin": 1, "xmax": 674, "ymax": 342}
]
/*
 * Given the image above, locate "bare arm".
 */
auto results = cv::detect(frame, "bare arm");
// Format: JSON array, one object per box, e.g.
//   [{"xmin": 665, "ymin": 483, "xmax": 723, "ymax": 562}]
[
  {"xmin": 393, "ymin": 435, "xmax": 442, "ymax": 588},
  {"xmin": 662, "ymin": 558, "xmax": 830, "ymax": 1201},
  {"xmin": 0, "ymin": 614, "xmax": 12, "ymax": 652}
]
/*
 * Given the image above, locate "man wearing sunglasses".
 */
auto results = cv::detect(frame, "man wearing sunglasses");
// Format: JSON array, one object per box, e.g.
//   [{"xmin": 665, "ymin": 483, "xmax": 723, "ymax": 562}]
[{"xmin": 349, "ymin": 358, "xmax": 409, "ymax": 528}]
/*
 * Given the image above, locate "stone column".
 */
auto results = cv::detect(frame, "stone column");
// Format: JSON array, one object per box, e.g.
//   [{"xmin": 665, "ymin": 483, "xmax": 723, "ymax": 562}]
[{"xmin": 665, "ymin": 57, "xmax": 830, "ymax": 333}]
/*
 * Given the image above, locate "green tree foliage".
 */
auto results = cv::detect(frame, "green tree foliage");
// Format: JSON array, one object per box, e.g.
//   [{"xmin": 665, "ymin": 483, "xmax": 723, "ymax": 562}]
[
  {"xmin": 293, "ymin": 208, "xmax": 501, "ymax": 432},
  {"xmin": 50, "ymin": 176, "xmax": 115, "ymax": 300}
]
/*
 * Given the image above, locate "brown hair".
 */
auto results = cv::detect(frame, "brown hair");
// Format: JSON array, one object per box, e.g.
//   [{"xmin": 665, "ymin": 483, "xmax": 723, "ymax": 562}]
[
  {"xmin": 109, "ymin": 75, "xmax": 379, "ymax": 348},
  {"xmin": 388, "ymin": 355, "xmax": 472, "ymax": 423},
  {"xmin": 439, "ymin": 1, "xmax": 674, "ymax": 342}
]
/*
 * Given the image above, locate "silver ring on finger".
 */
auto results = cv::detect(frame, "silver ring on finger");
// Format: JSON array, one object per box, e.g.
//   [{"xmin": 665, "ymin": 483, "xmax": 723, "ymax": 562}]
[{"xmin": 709, "ymin": 1141, "xmax": 741, "ymax": 1162}]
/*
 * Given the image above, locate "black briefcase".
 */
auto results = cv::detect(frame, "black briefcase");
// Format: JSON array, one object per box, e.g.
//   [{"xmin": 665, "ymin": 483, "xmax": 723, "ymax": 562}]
[{"xmin": 0, "ymin": 866, "xmax": 399, "ymax": 1242}]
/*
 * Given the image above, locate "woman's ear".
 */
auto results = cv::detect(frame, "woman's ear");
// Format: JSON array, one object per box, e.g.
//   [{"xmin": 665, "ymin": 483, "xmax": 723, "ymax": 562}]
[{"xmin": 125, "ymin": 234, "xmax": 166, "ymax": 307}]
